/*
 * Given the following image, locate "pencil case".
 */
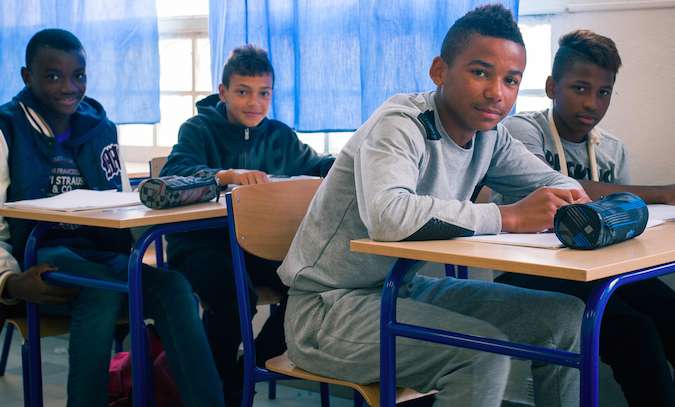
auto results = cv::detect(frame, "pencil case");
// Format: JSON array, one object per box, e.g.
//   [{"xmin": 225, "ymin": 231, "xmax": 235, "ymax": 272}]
[
  {"xmin": 138, "ymin": 175, "xmax": 219, "ymax": 209},
  {"xmin": 554, "ymin": 192, "xmax": 648, "ymax": 250}
]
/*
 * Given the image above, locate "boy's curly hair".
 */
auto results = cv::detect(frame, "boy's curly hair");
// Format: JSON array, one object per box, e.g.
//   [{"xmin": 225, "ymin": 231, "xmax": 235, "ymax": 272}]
[{"xmin": 552, "ymin": 30, "xmax": 622, "ymax": 81}]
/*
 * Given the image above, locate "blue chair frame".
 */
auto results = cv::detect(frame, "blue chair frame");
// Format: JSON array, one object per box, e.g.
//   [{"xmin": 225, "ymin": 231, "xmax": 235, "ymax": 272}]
[
  {"xmin": 225, "ymin": 191, "xmax": 333, "ymax": 407},
  {"xmin": 22, "ymin": 217, "xmax": 228, "ymax": 407},
  {"xmin": 379, "ymin": 257, "xmax": 675, "ymax": 407}
]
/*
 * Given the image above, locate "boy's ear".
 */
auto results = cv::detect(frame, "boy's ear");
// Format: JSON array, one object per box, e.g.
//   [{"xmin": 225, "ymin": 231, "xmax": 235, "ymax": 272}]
[
  {"xmin": 429, "ymin": 56, "xmax": 447, "ymax": 87},
  {"xmin": 545, "ymin": 76, "xmax": 556, "ymax": 100},
  {"xmin": 20, "ymin": 67, "xmax": 31, "ymax": 88},
  {"xmin": 218, "ymin": 83, "xmax": 227, "ymax": 103}
]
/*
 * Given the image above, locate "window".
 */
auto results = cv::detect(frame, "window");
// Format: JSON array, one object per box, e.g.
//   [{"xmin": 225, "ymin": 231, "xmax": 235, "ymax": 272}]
[
  {"xmin": 118, "ymin": 1, "xmax": 211, "ymax": 171},
  {"xmin": 515, "ymin": 16, "xmax": 553, "ymax": 113},
  {"xmin": 119, "ymin": 4, "xmax": 554, "ymax": 167}
]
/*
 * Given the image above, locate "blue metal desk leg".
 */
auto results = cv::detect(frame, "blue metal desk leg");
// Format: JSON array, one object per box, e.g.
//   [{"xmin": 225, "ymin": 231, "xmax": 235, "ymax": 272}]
[
  {"xmin": 579, "ymin": 262, "xmax": 675, "ymax": 407},
  {"xmin": 579, "ymin": 279, "xmax": 612, "ymax": 407},
  {"xmin": 24, "ymin": 223, "xmax": 50, "ymax": 407},
  {"xmin": 129, "ymin": 236, "xmax": 151, "ymax": 407},
  {"xmin": 380, "ymin": 259, "xmax": 419, "ymax": 407}
]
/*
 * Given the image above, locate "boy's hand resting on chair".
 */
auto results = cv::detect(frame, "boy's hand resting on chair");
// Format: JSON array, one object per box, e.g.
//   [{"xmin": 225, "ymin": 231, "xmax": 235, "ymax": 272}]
[
  {"xmin": 499, "ymin": 187, "xmax": 590, "ymax": 233},
  {"xmin": 5, "ymin": 264, "xmax": 79, "ymax": 304}
]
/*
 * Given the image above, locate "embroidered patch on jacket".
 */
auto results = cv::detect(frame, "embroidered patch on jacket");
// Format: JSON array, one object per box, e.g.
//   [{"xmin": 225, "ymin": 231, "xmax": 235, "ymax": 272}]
[
  {"xmin": 417, "ymin": 110, "xmax": 441, "ymax": 141},
  {"xmin": 100, "ymin": 144, "xmax": 122, "ymax": 181}
]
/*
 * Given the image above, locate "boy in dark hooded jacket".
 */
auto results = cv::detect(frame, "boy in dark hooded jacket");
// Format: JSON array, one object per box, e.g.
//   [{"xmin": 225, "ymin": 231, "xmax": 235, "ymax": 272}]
[{"xmin": 161, "ymin": 45, "xmax": 334, "ymax": 404}]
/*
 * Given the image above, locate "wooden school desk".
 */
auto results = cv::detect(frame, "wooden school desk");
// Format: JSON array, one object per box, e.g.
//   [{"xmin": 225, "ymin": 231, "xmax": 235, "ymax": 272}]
[
  {"xmin": 351, "ymin": 222, "xmax": 675, "ymax": 407},
  {"xmin": 0, "ymin": 201, "xmax": 228, "ymax": 407}
]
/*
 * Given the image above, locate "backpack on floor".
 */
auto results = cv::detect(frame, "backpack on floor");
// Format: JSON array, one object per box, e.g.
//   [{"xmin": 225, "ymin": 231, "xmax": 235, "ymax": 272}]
[{"xmin": 108, "ymin": 325, "xmax": 183, "ymax": 407}]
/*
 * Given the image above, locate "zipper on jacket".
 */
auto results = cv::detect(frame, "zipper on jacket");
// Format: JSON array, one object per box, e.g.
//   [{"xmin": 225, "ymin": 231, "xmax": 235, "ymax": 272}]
[{"xmin": 244, "ymin": 128, "xmax": 250, "ymax": 141}]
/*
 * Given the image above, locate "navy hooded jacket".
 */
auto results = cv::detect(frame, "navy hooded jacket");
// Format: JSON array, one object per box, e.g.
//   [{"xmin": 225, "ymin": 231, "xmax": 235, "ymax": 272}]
[{"xmin": 161, "ymin": 94, "xmax": 335, "ymax": 261}]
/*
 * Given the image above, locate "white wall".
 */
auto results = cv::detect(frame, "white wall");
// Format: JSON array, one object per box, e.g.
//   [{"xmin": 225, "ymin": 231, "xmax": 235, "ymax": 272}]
[{"xmin": 546, "ymin": 6, "xmax": 675, "ymax": 184}]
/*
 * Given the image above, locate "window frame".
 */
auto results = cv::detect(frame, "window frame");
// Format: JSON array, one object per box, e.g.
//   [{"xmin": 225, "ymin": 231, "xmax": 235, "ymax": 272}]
[{"xmin": 119, "ymin": 15, "xmax": 211, "ymax": 165}]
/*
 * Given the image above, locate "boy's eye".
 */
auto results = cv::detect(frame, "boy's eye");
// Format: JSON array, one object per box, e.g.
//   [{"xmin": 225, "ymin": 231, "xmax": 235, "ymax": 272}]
[
  {"xmin": 76, "ymin": 73, "xmax": 87, "ymax": 81},
  {"xmin": 237, "ymin": 90, "xmax": 248, "ymax": 96},
  {"xmin": 505, "ymin": 76, "xmax": 520, "ymax": 86},
  {"xmin": 46, "ymin": 74, "xmax": 60, "ymax": 81},
  {"xmin": 572, "ymin": 85, "xmax": 587, "ymax": 93},
  {"xmin": 599, "ymin": 89, "xmax": 611, "ymax": 97},
  {"xmin": 260, "ymin": 91, "xmax": 271, "ymax": 97},
  {"xmin": 471, "ymin": 69, "xmax": 487, "ymax": 78}
]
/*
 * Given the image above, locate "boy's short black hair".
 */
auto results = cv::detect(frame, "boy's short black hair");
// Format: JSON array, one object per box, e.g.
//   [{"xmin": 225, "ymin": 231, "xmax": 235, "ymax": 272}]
[
  {"xmin": 25, "ymin": 28, "xmax": 84, "ymax": 70},
  {"xmin": 221, "ymin": 45, "xmax": 275, "ymax": 87},
  {"xmin": 552, "ymin": 30, "xmax": 622, "ymax": 81},
  {"xmin": 440, "ymin": 4, "xmax": 524, "ymax": 66}
]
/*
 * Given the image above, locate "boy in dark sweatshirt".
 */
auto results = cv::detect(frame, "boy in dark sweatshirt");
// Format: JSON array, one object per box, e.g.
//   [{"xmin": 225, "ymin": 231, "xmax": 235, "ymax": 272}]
[{"xmin": 161, "ymin": 45, "xmax": 334, "ymax": 404}]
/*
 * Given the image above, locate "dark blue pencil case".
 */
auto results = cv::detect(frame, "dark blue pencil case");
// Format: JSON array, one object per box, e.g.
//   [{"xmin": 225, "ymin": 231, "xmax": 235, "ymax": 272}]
[
  {"xmin": 554, "ymin": 192, "xmax": 648, "ymax": 250},
  {"xmin": 138, "ymin": 175, "xmax": 219, "ymax": 209}
]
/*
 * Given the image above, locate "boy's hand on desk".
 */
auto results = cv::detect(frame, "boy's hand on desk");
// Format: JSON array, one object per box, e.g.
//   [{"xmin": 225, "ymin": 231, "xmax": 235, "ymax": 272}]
[
  {"xmin": 499, "ymin": 187, "xmax": 589, "ymax": 233},
  {"xmin": 217, "ymin": 169, "xmax": 270, "ymax": 185},
  {"xmin": 6, "ymin": 264, "xmax": 79, "ymax": 304}
]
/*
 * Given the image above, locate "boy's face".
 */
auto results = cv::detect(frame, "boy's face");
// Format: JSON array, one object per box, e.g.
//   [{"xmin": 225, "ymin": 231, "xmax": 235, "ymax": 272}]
[
  {"xmin": 430, "ymin": 34, "xmax": 525, "ymax": 140},
  {"xmin": 218, "ymin": 73, "xmax": 273, "ymax": 128},
  {"xmin": 546, "ymin": 61, "xmax": 615, "ymax": 140},
  {"xmin": 21, "ymin": 47, "xmax": 87, "ymax": 117}
]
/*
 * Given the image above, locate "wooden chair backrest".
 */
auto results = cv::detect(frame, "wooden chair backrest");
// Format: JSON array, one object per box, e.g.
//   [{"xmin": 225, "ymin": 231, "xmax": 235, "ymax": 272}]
[
  {"xmin": 230, "ymin": 179, "xmax": 321, "ymax": 261},
  {"xmin": 149, "ymin": 156, "xmax": 168, "ymax": 178}
]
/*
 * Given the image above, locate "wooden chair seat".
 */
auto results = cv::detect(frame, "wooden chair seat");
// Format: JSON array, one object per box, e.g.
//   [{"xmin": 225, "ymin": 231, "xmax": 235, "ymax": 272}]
[
  {"xmin": 7, "ymin": 316, "xmax": 129, "ymax": 339},
  {"xmin": 6, "ymin": 316, "xmax": 71, "ymax": 338},
  {"xmin": 265, "ymin": 353, "xmax": 434, "ymax": 406}
]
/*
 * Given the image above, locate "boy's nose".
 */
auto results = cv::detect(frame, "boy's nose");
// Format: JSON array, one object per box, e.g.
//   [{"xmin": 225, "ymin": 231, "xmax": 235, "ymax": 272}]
[
  {"xmin": 61, "ymin": 78, "xmax": 80, "ymax": 94},
  {"xmin": 484, "ymin": 79, "xmax": 503, "ymax": 101}
]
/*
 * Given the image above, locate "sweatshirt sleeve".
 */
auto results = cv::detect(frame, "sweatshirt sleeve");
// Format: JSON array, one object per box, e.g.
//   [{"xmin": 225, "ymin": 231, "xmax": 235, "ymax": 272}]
[
  {"xmin": 160, "ymin": 121, "xmax": 220, "ymax": 178},
  {"xmin": 278, "ymin": 126, "xmax": 335, "ymax": 177},
  {"xmin": 354, "ymin": 112, "xmax": 503, "ymax": 242},
  {"xmin": 0, "ymin": 127, "xmax": 21, "ymax": 305},
  {"xmin": 485, "ymin": 125, "xmax": 581, "ymax": 203}
]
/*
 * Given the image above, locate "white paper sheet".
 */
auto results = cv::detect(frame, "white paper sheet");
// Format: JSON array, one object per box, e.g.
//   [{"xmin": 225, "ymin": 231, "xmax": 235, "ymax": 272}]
[
  {"xmin": 456, "ymin": 233, "xmax": 564, "ymax": 249},
  {"xmin": 455, "ymin": 218, "xmax": 665, "ymax": 249},
  {"xmin": 3, "ymin": 190, "xmax": 141, "ymax": 212},
  {"xmin": 648, "ymin": 204, "xmax": 675, "ymax": 221}
]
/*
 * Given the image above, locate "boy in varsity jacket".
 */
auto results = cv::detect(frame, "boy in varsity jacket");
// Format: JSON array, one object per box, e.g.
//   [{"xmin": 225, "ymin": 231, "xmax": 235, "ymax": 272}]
[
  {"xmin": 495, "ymin": 30, "xmax": 675, "ymax": 407},
  {"xmin": 0, "ymin": 29, "xmax": 224, "ymax": 406},
  {"xmin": 161, "ymin": 45, "xmax": 334, "ymax": 405}
]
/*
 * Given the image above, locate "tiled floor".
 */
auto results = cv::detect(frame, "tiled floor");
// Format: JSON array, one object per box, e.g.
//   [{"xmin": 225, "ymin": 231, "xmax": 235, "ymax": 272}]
[{"xmin": 0, "ymin": 327, "xmax": 353, "ymax": 407}]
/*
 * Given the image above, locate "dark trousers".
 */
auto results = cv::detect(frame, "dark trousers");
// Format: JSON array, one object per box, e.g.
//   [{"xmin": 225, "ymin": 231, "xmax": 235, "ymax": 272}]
[
  {"xmin": 495, "ymin": 272, "xmax": 675, "ymax": 407},
  {"xmin": 171, "ymin": 243, "xmax": 288, "ymax": 405}
]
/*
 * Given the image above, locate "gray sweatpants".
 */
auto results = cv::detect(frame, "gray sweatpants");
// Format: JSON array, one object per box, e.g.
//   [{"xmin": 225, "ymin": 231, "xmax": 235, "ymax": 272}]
[{"xmin": 285, "ymin": 274, "xmax": 584, "ymax": 407}]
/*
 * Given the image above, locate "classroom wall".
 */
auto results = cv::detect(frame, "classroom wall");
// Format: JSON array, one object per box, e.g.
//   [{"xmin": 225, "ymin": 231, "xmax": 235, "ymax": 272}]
[{"xmin": 547, "ymin": 6, "xmax": 675, "ymax": 184}]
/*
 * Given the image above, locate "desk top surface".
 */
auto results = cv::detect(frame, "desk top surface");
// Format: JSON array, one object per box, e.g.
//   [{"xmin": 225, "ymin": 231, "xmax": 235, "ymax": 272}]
[
  {"xmin": 0, "ymin": 201, "xmax": 228, "ymax": 229},
  {"xmin": 350, "ymin": 222, "xmax": 675, "ymax": 282}
]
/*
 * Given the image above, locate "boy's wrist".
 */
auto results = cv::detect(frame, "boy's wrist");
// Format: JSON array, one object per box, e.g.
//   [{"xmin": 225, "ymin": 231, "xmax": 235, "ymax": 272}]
[
  {"xmin": 0, "ymin": 272, "xmax": 21, "ymax": 304},
  {"xmin": 498, "ymin": 205, "xmax": 517, "ymax": 232}
]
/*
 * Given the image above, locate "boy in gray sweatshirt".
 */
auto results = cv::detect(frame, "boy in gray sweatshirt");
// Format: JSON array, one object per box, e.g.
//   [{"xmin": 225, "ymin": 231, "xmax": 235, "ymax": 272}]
[{"xmin": 277, "ymin": 5, "xmax": 588, "ymax": 407}]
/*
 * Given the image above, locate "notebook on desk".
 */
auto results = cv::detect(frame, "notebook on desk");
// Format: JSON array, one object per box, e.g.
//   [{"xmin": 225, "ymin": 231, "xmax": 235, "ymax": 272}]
[{"xmin": 3, "ymin": 189, "xmax": 141, "ymax": 212}]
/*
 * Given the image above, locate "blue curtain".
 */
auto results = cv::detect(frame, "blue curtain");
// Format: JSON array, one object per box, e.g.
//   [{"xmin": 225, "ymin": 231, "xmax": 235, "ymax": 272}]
[
  {"xmin": 0, "ymin": 0, "xmax": 160, "ymax": 124},
  {"xmin": 209, "ymin": 0, "xmax": 518, "ymax": 131}
]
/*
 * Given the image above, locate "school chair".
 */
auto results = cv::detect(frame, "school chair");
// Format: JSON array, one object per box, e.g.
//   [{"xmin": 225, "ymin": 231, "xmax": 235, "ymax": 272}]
[
  {"xmin": 0, "ymin": 312, "xmax": 126, "ymax": 402},
  {"xmin": 226, "ymin": 179, "xmax": 432, "ymax": 406}
]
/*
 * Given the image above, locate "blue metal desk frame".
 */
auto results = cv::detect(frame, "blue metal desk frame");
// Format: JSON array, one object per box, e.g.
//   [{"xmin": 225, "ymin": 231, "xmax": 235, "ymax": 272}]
[
  {"xmin": 22, "ymin": 217, "xmax": 228, "ymax": 407},
  {"xmin": 380, "ymin": 258, "xmax": 675, "ymax": 407}
]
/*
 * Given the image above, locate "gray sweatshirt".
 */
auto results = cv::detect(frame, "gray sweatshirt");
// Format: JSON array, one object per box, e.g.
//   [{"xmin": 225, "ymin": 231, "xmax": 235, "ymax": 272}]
[{"xmin": 277, "ymin": 92, "xmax": 580, "ymax": 294}]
